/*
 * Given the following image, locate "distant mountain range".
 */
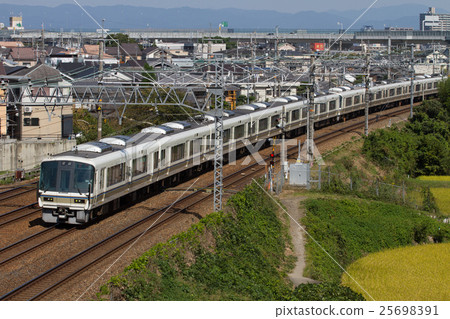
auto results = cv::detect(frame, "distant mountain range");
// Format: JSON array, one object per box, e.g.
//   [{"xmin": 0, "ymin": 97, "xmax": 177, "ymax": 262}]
[{"xmin": 0, "ymin": 3, "xmax": 448, "ymax": 31}]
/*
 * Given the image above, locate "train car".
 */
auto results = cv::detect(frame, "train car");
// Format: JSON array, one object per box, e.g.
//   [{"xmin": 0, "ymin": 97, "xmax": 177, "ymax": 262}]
[{"xmin": 37, "ymin": 75, "xmax": 444, "ymax": 224}]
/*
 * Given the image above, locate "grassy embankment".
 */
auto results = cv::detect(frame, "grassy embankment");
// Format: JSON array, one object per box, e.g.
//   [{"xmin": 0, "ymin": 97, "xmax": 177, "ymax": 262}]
[{"xmin": 99, "ymin": 182, "xmax": 363, "ymax": 301}]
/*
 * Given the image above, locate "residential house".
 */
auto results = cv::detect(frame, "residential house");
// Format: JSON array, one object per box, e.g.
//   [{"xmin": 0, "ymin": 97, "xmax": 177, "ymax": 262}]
[
  {"xmin": 81, "ymin": 44, "xmax": 118, "ymax": 65},
  {"xmin": 7, "ymin": 63, "xmax": 73, "ymax": 140},
  {"xmin": 142, "ymin": 46, "xmax": 168, "ymax": 60},
  {"xmin": 119, "ymin": 43, "xmax": 142, "ymax": 62},
  {"xmin": 8, "ymin": 47, "xmax": 37, "ymax": 67},
  {"xmin": 0, "ymin": 41, "xmax": 24, "ymax": 48},
  {"xmin": 278, "ymin": 43, "xmax": 296, "ymax": 52},
  {"xmin": 45, "ymin": 46, "xmax": 78, "ymax": 66}
]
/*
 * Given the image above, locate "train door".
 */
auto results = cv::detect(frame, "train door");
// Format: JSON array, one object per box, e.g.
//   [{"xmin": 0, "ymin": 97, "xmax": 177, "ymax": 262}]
[
  {"xmin": 161, "ymin": 149, "xmax": 167, "ymax": 174},
  {"xmin": 98, "ymin": 168, "xmax": 106, "ymax": 202}
]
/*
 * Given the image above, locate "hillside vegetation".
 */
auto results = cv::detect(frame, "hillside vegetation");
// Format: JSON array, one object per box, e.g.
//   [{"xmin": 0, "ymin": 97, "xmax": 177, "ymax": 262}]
[
  {"xmin": 302, "ymin": 197, "xmax": 450, "ymax": 284},
  {"xmin": 100, "ymin": 182, "xmax": 362, "ymax": 301},
  {"xmin": 363, "ymin": 79, "xmax": 450, "ymax": 178}
]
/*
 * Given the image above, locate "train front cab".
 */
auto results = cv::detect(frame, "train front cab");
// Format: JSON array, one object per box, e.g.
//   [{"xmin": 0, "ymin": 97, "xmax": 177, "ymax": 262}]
[{"xmin": 38, "ymin": 160, "xmax": 94, "ymax": 225}]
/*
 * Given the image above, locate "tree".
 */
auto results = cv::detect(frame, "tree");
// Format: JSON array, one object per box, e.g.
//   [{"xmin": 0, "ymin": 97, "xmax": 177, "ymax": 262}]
[
  {"xmin": 105, "ymin": 33, "xmax": 137, "ymax": 47},
  {"xmin": 141, "ymin": 63, "xmax": 156, "ymax": 82}
]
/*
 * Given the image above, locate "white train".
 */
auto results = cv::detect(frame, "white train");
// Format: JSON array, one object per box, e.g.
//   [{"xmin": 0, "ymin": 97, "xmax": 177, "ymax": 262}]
[{"xmin": 38, "ymin": 76, "xmax": 443, "ymax": 224}]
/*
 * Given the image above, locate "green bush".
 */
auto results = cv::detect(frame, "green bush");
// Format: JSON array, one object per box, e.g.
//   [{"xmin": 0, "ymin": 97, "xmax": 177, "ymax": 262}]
[
  {"xmin": 363, "ymin": 81, "xmax": 450, "ymax": 177},
  {"xmin": 302, "ymin": 198, "xmax": 450, "ymax": 283},
  {"xmin": 293, "ymin": 283, "xmax": 365, "ymax": 301},
  {"xmin": 105, "ymin": 182, "xmax": 295, "ymax": 301}
]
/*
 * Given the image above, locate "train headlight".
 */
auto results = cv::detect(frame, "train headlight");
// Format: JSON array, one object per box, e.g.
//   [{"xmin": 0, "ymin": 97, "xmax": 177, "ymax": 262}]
[
  {"xmin": 74, "ymin": 199, "xmax": 86, "ymax": 204},
  {"xmin": 43, "ymin": 197, "xmax": 54, "ymax": 202}
]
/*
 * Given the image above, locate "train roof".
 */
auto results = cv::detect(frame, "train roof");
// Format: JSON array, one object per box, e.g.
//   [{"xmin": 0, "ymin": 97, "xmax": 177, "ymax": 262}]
[{"xmin": 47, "ymin": 75, "xmax": 443, "ymax": 162}]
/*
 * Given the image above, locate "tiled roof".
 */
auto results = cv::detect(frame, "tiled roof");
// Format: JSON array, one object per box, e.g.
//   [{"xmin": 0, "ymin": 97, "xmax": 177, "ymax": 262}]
[
  {"xmin": 9, "ymin": 47, "xmax": 36, "ymax": 61},
  {"xmin": 10, "ymin": 63, "xmax": 62, "ymax": 82},
  {"xmin": 120, "ymin": 43, "xmax": 142, "ymax": 56},
  {"xmin": 0, "ymin": 41, "xmax": 24, "ymax": 48}
]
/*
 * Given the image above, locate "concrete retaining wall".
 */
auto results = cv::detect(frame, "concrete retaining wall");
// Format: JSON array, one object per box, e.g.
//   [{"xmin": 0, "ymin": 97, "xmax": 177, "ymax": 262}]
[{"xmin": 0, "ymin": 139, "xmax": 76, "ymax": 172}]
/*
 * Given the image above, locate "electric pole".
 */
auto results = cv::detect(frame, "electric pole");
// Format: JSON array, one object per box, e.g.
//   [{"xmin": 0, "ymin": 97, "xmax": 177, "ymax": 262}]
[
  {"xmin": 307, "ymin": 55, "xmax": 315, "ymax": 163},
  {"xmin": 410, "ymin": 44, "xmax": 414, "ymax": 119},
  {"xmin": 364, "ymin": 48, "xmax": 370, "ymax": 136},
  {"xmin": 97, "ymin": 18, "xmax": 105, "ymax": 140},
  {"xmin": 213, "ymin": 58, "xmax": 224, "ymax": 212}
]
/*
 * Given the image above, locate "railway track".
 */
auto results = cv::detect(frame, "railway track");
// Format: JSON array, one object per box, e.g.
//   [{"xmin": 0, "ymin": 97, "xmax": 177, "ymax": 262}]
[
  {"xmin": 0, "ymin": 105, "xmax": 411, "ymax": 301},
  {"xmin": 0, "ymin": 158, "xmax": 265, "ymax": 301},
  {"xmin": 0, "ymin": 226, "xmax": 76, "ymax": 267},
  {"xmin": 0, "ymin": 203, "xmax": 40, "ymax": 228},
  {"xmin": 0, "ymin": 182, "xmax": 37, "ymax": 203}
]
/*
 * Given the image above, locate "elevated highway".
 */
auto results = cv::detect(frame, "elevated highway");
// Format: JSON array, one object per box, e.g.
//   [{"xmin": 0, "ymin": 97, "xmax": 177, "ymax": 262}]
[{"xmin": 3, "ymin": 30, "xmax": 450, "ymax": 46}]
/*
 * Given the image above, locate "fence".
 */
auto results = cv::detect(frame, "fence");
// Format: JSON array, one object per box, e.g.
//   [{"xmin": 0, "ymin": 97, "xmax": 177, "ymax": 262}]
[
  {"xmin": 0, "ymin": 167, "xmax": 40, "ymax": 184},
  {"xmin": 307, "ymin": 165, "xmax": 436, "ymax": 212}
]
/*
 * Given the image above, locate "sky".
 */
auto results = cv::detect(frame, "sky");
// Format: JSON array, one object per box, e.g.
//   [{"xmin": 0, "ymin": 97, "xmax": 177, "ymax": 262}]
[{"xmin": 0, "ymin": 0, "xmax": 449, "ymax": 13}]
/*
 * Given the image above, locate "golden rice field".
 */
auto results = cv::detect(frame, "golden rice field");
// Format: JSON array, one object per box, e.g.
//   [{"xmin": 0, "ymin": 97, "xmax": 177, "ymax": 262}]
[
  {"xmin": 342, "ymin": 243, "xmax": 450, "ymax": 301},
  {"xmin": 418, "ymin": 176, "xmax": 450, "ymax": 182},
  {"xmin": 416, "ymin": 176, "xmax": 450, "ymax": 216},
  {"xmin": 430, "ymin": 188, "xmax": 450, "ymax": 216}
]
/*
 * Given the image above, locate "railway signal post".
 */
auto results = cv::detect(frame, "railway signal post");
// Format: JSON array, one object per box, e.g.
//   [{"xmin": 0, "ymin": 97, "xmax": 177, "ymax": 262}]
[
  {"xmin": 364, "ymin": 48, "xmax": 370, "ymax": 137},
  {"xmin": 307, "ymin": 55, "xmax": 315, "ymax": 163}
]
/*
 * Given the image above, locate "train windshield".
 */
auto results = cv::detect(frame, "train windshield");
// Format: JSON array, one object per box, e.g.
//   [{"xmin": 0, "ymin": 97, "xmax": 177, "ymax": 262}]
[{"xmin": 39, "ymin": 161, "xmax": 94, "ymax": 193}]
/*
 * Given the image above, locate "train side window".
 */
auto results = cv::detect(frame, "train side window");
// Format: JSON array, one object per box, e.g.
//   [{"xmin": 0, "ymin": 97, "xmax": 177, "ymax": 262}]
[
  {"xmin": 285, "ymin": 111, "xmax": 290, "ymax": 123},
  {"xmin": 329, "ymin": 100, "xmax": 336, "ymax": 111},
  {"xmin": 319, "ymin": 103, "xmax": 326, "ymax": 113},
  {"xmin": 427, "ymin": 83, "xmax": 432, "ymax": 89},
  {"xmin": 171, "ymin": 144, "xmax": 185, "ymax": 162},
  {"xmin": 376, "ymin": 91, "xmax": 382, "ymax": 99},
  {"xmin": 345, "ymin": 97, "xmax": 352, "ymax": 107},
  {"xmin": 434, "ymin": 82, "xmax": 438, "ymax": 88},
  {"xmin": 190, "ymin": 138, "xmax": 203, "ymax": 156},
  {"xmin": 354, "ymin": 95, "xmax": 360, "ymax": 104},
  {"xmin": 259, "ymin": 118, "xmax": 268, "ymax": 131},
  {"xmin": 397, "ymin": 88, "xmax": 402, "ymax": 95},
  {"xmin": 389, "ymin": 89, "xmax": 395, "ymax": 96},
  {"xmin": 107, "ymin": 163, "xmax": 125, "ymax": 187},
  {"xmin": 291, "ymin": 109, "xmax": 300, "ymax": 121},
  {"xmin": 415, "ymin": 84, "xmax": 421, "ymax": 92},
  {"xmin": 248, "ymin": 121, "xmax": 256, "ymax": 135},
  {"xmin": 99, "ymin": 168, "xmax": 105, "ymax": 190},
  {"xmin": 271, "ymin": 115, "xmax": 280, "ymax": 128},
  {"xmin": 210, "ymin": 134, "xmax": 215, "ymax": 150},
  {"xmin": 234, "ymin": 124, "xmax": 245, "ymax": 139},
  {"xmin": 223, "ymin": 129, "xmax": 231, "ymax": 143},
  {"xmin": 301, "ymin": 107, "xmax": 307, "ymax": 119},
  {"xmin": 132, "ymin": 156, "xmax": 147, "ymax": 177},
  {"xmin": 206, "ymin": 135, "xmax": 211, "ymax": 150},
  {"xmin": 153, "ymin": 151, "xmax": 159, "ymax": 169}
]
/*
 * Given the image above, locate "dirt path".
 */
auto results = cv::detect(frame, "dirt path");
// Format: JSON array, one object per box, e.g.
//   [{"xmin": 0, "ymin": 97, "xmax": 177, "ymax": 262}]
[{"xmin": 280, "ymin": 193, "xmax": 318, "ymax": 286}]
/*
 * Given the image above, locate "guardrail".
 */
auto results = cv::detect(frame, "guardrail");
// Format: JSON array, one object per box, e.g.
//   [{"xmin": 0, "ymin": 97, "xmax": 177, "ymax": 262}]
[{"xmin": 0, "ymin": 168, "xmax": 40, "ymax": 183}]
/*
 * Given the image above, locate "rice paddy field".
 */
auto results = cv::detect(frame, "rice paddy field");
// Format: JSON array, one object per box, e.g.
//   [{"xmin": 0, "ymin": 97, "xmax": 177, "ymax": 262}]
[
  {"xmin": 416, "ymin": 176, "xmax": 450, "ymax": 216},
  {"xmin": 342, "ymin": 243, "xmax": 450, "ymax": 301}
]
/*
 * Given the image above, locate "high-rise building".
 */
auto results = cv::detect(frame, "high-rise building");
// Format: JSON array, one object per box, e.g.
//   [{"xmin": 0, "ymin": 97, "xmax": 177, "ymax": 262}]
[
  {"xmin": 7, "ymin": 16, "xmax": 24, "ymax": 31},
  {"xmin": 420, "ymin": 7, "xmax": 450, "ymax": 31}
]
